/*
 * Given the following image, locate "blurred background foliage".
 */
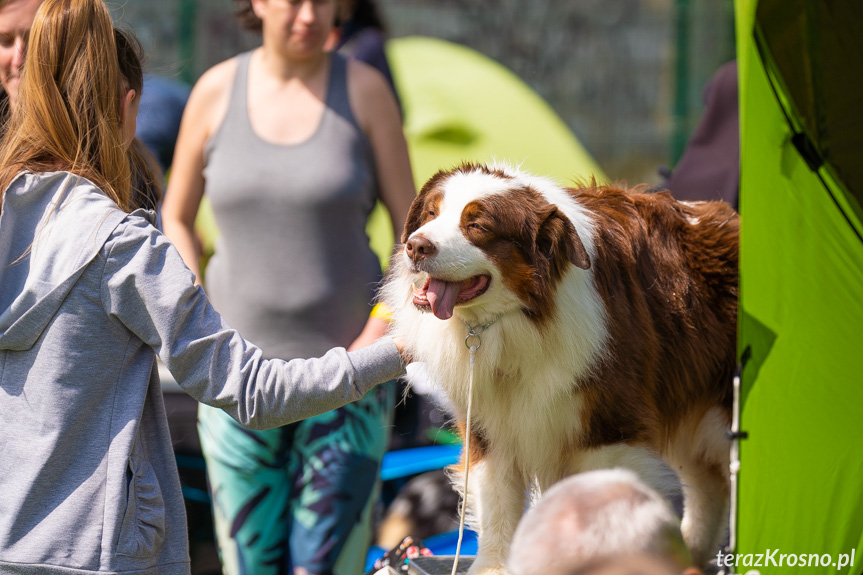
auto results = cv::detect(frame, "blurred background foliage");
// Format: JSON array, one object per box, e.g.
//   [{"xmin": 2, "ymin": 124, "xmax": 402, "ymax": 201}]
[{"xmin": 110, "ymin": 0, "xmax": 735, "ymax": 184}]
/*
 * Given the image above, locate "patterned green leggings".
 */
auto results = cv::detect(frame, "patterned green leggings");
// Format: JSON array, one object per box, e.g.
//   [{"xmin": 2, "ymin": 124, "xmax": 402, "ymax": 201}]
[{"xmin": 199, "ymin": 382, "xmax": 395, "ymax": 575}]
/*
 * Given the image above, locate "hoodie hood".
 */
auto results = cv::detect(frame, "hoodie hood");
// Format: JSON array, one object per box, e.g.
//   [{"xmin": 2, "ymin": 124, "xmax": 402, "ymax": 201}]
[{"xmin": 0, "ymin": 172, "xmax": 148, "ymax": 351}]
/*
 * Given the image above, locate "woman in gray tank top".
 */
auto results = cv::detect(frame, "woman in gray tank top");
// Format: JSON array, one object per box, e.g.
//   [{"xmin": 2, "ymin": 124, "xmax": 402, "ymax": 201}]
[{"xmin": 161, "ymin": 1, "xmax": 415, "ymax": 573}]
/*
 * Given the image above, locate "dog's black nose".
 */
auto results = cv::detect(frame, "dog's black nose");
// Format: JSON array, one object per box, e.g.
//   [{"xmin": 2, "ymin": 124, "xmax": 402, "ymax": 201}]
[{"xmin": 405, "ymin": 234, "xmax": 437, "ymax": 263}]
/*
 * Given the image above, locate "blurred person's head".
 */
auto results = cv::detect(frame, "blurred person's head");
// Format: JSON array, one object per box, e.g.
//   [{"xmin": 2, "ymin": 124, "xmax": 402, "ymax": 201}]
[
  {"xmin": 235, "ymin": 0, "xmax": 338, "ymax": 58},
  {"xmin": 572, "ymin": 553, "xmax": 695, "ymax": 575},
  {"xmin": 0, "ymin": 0, "xmax": 144, "ymax": 212},
  {"xmin": 508, "ymin": 469, "xmax": 702, "ymax": 575},
  {"xmin": 0, "ymin": 0, "xmax": 42, "ymax": 106}
]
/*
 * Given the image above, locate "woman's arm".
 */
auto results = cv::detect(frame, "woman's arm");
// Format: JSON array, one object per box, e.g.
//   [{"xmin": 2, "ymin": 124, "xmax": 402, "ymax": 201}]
[
  {"xmin": 346, "ymin": 60, "xmax": 416, "ymax": 350},
  {"xmin": 347, "ymin": 316, "xmax": 390, "ymax": 351},
  {"xmin": 161, "ymin": 60, "xmax": 236, "ymax": 283},
  {"xmin": 347, "ymin": 58, "xmax": 416, "ymax": 243}
]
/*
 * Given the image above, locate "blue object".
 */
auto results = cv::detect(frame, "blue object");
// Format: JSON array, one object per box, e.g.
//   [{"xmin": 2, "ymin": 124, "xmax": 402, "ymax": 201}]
[
  {"xmin": 379, "ymin": 444, "xmax": 462, "ymax": 481},
  {"xmin": 363, "ymin": 530, "xmax": 478, "ymax": 572},
  {"xmin": 366, "ymin": 444, "xmax": 465, "ymax": 572},
  {"xmin": 423, "ymin": 529, "xmax": 478, "ymax": 556},
  {"xmin": 136, "ymin": 74, "xmax": 191, "ymax": 172},
  {"xmin": 365, "ymin": 545, "xmax": 386, "ymax": 572}
]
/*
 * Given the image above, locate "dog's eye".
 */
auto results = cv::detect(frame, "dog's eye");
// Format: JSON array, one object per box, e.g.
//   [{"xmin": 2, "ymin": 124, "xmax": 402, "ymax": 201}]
[
  {"xmin": 467, "ymin": 223, "xmax": 483, "ymax": 231},
  {"xmin": 427, "ymin": 209, "xmax": 436, "ymax": 218}
]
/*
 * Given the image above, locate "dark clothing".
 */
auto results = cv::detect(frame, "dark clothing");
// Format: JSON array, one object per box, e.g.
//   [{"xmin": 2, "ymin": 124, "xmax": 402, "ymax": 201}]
[
  {"xmin": 664, "ymin": 61, "xmax": 739, "ymax": 210},
  {"xmin": 337, "ymin": 24, "xmax": 395, "ymax": 93},
  {"xmin": 336, "ymin": 23, "xmax": 401, "ymax": 114},
  {"xmin": 136, "ymin": 75, "xmax": 191, "ymax": 172}
]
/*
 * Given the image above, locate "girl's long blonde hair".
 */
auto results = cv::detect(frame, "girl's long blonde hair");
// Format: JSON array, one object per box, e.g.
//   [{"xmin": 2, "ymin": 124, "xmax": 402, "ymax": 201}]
[{"xmin": 0, "ymin": 0, "xmax": 133, "ymax": 212}]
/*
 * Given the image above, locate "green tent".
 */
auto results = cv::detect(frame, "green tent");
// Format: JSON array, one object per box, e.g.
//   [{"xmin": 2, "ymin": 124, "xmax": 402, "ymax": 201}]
[
  {"xmin": 736, "ymin": 0, "xmax": 863, "ymax": 570},
  {"xmin": 364, "ymin": 36, "xmax": 607, "ymax": 267},
  {"xmin": 387, "ymin": 36, "xmax": 605, "ymax": 187}
]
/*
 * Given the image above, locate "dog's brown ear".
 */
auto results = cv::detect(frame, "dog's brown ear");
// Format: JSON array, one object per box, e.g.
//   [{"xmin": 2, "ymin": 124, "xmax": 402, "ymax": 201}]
[
  {"xmin": 537, "ymin": 207, "xmax": 591, "ymax": 270},
  {"xmin": 402, "ymin": 194, "xmax": 427, "ymax": 244},
  {"xmin": 403, "ymin": 171, "xmax": 451, "ymax": 243}
]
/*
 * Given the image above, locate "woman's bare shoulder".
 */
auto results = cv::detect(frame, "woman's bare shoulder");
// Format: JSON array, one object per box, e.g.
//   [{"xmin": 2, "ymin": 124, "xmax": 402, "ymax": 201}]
[
  {"xmin": 183, "ymin": 56, "xmax": 244, "ymax": 137},
  {"xmin": 189, "ymin": 57, "xmax": 240, "ymax": 106},
  {"xmin": 345, "ymin": 56, "xmax": 391, "ymax": 98},
  {"xmin": 345, "ymin": 57, "xmax": 399, "ymax": 132}
]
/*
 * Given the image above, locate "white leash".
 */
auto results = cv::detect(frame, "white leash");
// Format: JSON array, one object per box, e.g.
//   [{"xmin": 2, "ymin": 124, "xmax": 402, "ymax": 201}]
[{"xmin": 451, "ymin": 315, "xmax": 502, "ymax": 575}]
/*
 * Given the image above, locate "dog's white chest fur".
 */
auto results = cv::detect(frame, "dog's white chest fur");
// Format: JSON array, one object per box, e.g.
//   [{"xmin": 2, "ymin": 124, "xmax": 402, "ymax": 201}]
[{"xmin": 396, "ymin": 300, "xmax": 598, "ymax": 479}]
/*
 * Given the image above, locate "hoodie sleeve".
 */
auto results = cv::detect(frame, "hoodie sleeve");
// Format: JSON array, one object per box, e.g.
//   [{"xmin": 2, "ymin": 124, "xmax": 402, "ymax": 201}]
[{"xmin": 99, "ymin": 215, "xmax": 405, "ymax": 430}]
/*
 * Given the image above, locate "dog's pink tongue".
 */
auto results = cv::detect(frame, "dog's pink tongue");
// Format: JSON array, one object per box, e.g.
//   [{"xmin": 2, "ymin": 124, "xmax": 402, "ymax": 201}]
[{"xmin": 427, "ymin": 278, "xmax": 461, "ymax": 320}]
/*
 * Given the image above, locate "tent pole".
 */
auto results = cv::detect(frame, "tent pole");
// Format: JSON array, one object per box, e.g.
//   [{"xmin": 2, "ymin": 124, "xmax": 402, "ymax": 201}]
[{"xmin": 671, "ymin": 0, "xmax": 690, "ymax": 165}]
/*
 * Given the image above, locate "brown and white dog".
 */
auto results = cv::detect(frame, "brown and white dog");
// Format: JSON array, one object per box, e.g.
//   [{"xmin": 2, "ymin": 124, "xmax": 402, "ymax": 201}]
[{"xmin": 381, "ymin": 163, "xmax": 738, "ymax": 573}]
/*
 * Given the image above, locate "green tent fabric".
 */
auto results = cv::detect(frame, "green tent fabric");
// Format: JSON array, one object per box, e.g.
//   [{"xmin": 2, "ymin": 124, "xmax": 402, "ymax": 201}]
[
  {"xmin": 364, "ymin": 36, "xmax": 607, "ymax": 267},
  {"xmin": 736, "ymin": 0, "xmax": 863, "ymax": 570},
  {"xmin": 387, "ymin": 36, "xmax": 605, "ymax": 187}
]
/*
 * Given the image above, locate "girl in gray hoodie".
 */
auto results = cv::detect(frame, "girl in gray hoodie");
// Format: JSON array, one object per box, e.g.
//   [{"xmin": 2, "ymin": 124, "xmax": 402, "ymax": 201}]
[{"xmin": 0, "ymin": 1, "xmax": 406, "ymax": 574}]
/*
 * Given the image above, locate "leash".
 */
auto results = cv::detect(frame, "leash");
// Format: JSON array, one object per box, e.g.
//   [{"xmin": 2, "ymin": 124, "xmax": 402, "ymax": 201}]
[{"xmin": 451, "ymin": 314, "xmax": 502, "ymax": 575}]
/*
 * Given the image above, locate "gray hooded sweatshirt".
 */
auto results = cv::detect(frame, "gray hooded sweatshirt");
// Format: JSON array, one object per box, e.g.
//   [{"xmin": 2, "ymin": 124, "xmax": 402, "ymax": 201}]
[{"xmin": 0, "ymin": 172, "xmax": 405, "ymax": 575}]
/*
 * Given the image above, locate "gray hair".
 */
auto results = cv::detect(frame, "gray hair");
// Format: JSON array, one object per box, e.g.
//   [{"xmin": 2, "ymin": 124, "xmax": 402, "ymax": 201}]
[{"xmin": 507, "ymin": 469, "xmax": 690, "ymax": 575}]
